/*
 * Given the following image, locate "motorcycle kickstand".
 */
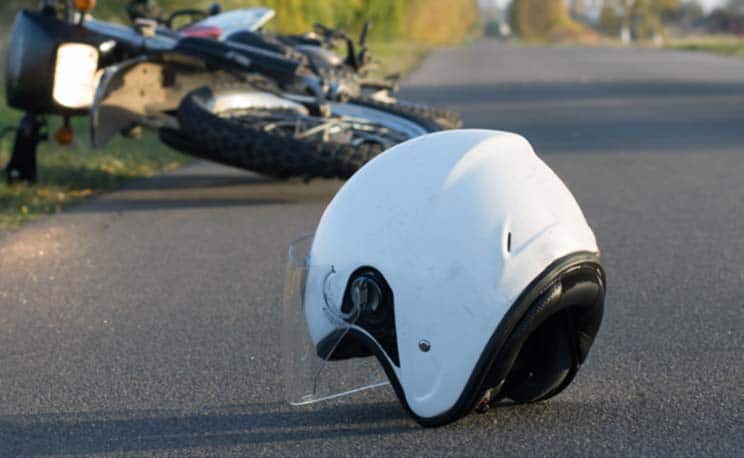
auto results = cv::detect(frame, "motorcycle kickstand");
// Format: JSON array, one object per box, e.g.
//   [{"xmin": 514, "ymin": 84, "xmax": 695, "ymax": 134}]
[{"xmin": 4, "ymin": 113, "xmax": 47, "ymax": 184}]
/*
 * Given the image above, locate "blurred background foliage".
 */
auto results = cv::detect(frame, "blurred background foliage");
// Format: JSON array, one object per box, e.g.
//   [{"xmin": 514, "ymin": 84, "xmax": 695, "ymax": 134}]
[
  {"xmin": 505, "ymin": 0, "xmax": 684, "ymax": 42},
  {"xmin": 1, "ymin": 0, "xmax": 480, "ymax": 45},
  {"xmin": 508, "ymin": 0, "xmax": 598, "ymax": 42},
  {"xmin": 598, "ymin": 0, "xmax": 686, "ymax": 38},
  {"xmin": 481, "ymin": 0, "xmax": 744, "ymax": 42}
]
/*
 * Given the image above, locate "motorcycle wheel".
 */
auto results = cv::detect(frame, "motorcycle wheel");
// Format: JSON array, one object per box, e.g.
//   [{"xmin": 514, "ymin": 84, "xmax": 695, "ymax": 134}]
[
  {"xmin": 161, "ymin": 85, "xmax": 443, "ymax": 180},
  {"xmin": 362, "ymin": 89, "xmax": 463, "ymax": 130},
  {"xmin": 393, "ymin": 100, "xmax": 463, "ymax": 130}
]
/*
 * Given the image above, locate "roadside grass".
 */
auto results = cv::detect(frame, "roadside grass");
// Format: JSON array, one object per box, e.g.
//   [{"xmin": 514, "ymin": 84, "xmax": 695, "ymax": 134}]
[
  {"xmin": 368, "ymin": 41, "xmax": 432, "ymax": 78},
  {"xmin": 0, "ymin": 108, "xmax": 189, "ymax": 229},
  {"xmin": 667, "ymin": 35, "xmax": 744, "ymax": 59},
  {"xmin": 506, "ymin": 33, "xmax": 744, "ymax": 61}
]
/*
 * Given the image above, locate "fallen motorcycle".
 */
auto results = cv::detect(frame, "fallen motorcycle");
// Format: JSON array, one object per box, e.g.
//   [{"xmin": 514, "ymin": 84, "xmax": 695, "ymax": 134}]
[
  {"xmin": 124, "ymin": 1, "xmax": 461, "ymax": 129},
  {"xmin": 3, "ymin": 0, "xmax": 460, "ymax": 183}
]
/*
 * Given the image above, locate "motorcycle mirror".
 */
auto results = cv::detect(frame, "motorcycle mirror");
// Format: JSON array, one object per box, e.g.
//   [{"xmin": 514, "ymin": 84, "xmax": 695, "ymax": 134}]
[
  {"xmin": 357, "ymin": 22, "xmax": 371, "ymax": 68},
  {"xmin": 359, "ymin": 21, "xmax": 369, "ymax": 47},
  {"xmin": 207, "ymin": 2, "xmax": 222, "ymax": 16},
  {"xmin": 345, "ymin": 38, "xmax": 358, "ymax": 70}
]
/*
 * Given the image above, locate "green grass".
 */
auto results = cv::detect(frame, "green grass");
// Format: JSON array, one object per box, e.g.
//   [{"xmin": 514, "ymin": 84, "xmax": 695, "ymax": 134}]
[
  {"xmin": 367, "ymin": 41, "xmax": 432, "ymax": 78},
  {"xmin": 0, "ymin": 109, "xmax": 190, "ymax": 229},
  {"xmin": 668, "ymin": 36, "xmax": 744, "ymax": 59}
]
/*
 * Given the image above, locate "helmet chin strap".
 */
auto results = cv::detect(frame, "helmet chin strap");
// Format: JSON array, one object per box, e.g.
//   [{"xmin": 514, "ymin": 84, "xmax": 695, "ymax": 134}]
[
  {"xmin": 322, "ymin": 267, "xmax": 355, "ymax": 324},
  {"xmin": 350, "ymin": 275, "xmax": 383, "ymax": 315},
  {"xmin": 320, "ymin": 268, "xmax": 401, "ymax": 366},
  {"xmin": 323, "ymin": 269, "xmax": 385, "ymax": 325}
]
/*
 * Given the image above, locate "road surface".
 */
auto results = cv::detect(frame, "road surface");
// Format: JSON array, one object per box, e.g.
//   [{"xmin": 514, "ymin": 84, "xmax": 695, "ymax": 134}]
[{"xmin": 1, "ymin": 42, "xmax": 743, "ymax": 456}]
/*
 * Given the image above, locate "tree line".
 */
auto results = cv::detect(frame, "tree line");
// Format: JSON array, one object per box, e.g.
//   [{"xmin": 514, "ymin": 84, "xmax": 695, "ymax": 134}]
[
  {"xmin": 1, "ymin": 0, "xmax": 479, "ymax": 45},
  {"xmin": 508, "ymin": 0, "xmax": 744, "ymax": 42}
]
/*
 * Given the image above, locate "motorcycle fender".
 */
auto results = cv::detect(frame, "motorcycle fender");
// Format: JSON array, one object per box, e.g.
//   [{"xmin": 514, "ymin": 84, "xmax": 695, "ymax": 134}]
[{"xmin": 91, "ymin": 56, "xmax": 239, "ymax": 148}]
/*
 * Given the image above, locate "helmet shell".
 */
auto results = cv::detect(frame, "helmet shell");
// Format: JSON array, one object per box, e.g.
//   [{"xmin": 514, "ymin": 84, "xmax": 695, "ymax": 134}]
[{"xmin": 307, "ymin": 129, "xmax": 599, "ymax": 419}]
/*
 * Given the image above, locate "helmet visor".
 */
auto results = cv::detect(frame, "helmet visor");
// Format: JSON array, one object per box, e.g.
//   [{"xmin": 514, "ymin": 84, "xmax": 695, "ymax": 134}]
[{"xmin": 281, "ymin": 235, "xmax": 390, "ymax": 406}]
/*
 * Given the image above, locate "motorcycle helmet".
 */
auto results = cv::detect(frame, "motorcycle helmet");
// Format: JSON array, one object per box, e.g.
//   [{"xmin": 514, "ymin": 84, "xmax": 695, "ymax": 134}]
[{"xmin": 282, "ymin": 129, "xmax": 605, "ymax": 427}]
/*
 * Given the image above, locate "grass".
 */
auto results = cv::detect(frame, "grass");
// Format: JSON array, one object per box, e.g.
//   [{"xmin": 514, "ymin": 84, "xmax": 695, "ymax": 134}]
[
  {"xmin": 367, "ymin": 41, "xmax": 432, "ymax": 78},
  {"xmin": 667, "ymin": 35, "xmax": 744, "ymax": 59},
  {"xmin": 0, "ymin": 109, "xmax": 190, "ymax": 229},
  {"xmin": 508, "ymin": 33, "xmax": 744, "ymax": 60}
]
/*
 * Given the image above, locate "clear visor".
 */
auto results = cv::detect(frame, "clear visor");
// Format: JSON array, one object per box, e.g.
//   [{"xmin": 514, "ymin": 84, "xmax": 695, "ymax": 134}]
[{"xmin": 281, "ymin": 235, "xmax": 390, "ymax": 405}]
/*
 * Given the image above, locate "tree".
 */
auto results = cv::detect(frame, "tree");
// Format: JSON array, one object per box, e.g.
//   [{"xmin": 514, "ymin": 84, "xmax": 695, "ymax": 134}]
[
  {"xmin": 662, "ymin": 1, "xmax": 704, "ymax": 26},
  {"xmin": 705, "ymin": 0, "xmax": 744, "ymax": 34},
  {"xmin": 509, "ymin": 0, "xmax": 600, "ymax": 42},
  {"xmin": 509, "ymin": 0, "xmax": 568, "ymax": 41},
  {"xmin": 599, "ymin": 0, "xmax": 682, "ymax": 39},
  {"xmin": 600, "ymin": 3, "xmax": 623, "ymax": 35},
  {"xmin": 570, "ymin": 0, "xmax": 587, "ymax": 17},
  {"xmin": 728, "ymin": 0, "xmax": 744, "ymax": 15}
]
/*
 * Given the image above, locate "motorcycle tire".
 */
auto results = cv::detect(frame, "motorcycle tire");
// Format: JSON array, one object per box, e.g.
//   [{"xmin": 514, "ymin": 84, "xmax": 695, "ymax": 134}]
[
  {"xmin": 377, "ymin": 99, "xmax": 463, "ymax": 130},
  {"xmin": 162, "ymin": 85, "xmax": 443, "ymax": 180}
]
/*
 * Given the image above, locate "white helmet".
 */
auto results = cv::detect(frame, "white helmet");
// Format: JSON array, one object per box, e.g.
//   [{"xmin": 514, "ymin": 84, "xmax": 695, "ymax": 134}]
[{"xmin": 282, "ymin": 129, "xmax": 605, "ymax": 427}]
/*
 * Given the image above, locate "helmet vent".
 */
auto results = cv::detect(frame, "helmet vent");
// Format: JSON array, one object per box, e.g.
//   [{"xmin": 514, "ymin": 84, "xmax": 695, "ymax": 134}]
[{"xmin": 507, "ymin": 232, "xmax": 512, "ymax": 253}]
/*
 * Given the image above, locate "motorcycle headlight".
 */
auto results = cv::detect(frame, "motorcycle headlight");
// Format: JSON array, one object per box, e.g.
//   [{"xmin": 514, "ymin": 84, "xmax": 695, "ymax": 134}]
[{"xmin": 52, "ymin": 43, "xmax": 101, "ymax": 109}]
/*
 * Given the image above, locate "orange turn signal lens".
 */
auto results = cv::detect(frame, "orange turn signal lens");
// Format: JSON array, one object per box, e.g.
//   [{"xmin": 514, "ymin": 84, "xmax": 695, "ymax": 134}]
[
  {"xmin": 55, "ymin": 125, "xmax": 74, "ymax": 145},
  {"xmin": 73, "ymin": 0, "xmax": 96, "ymax": 13}
]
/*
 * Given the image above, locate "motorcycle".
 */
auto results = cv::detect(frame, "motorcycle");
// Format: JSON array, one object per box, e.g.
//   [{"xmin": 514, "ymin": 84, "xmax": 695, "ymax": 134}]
[
  {"xmin": 4, "ymin": 0, "xmax": 459, "ymax": 183},
  {"xmin": 122, "ymin": 0, "xmax": 461, "ymax": 136},
  {"xmin": 125, "ymin": 0, "xmax": 398, "ymax": 99}
]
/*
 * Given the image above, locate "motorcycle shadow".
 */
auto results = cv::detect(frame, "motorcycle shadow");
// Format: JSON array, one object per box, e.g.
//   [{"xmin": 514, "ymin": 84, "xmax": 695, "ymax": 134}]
[{"xmin": 61, "ymin": 162, "xmax": 345, "ymax": 213}]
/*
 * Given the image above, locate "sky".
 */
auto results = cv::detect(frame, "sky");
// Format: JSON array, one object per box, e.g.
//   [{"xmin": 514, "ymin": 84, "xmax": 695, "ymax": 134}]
[{"xmin": 480, "ymin": 0, "xmax": 727, "ymax": 12}]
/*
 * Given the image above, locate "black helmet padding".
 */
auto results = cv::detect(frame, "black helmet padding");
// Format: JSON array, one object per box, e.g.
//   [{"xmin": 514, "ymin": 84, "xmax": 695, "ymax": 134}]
[{"xmin": 487, "ymin": 263, "xmax": 605, "ymax": 404}]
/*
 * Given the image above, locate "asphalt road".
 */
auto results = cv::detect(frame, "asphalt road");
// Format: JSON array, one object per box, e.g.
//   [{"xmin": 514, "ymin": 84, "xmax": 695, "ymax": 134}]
[{"xmin": 1, "ymin": 42, "xmax": 743, "ymax": 456}]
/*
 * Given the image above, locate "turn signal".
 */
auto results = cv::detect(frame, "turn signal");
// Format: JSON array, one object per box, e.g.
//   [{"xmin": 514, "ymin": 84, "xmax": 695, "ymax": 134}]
[
  {"xmin": 55, "ymin": 124, "xmax": 74, "ymax": 145},
  {"xmin": 74, "ymin": 0, "xmax": 96, "ymax": 13}
]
